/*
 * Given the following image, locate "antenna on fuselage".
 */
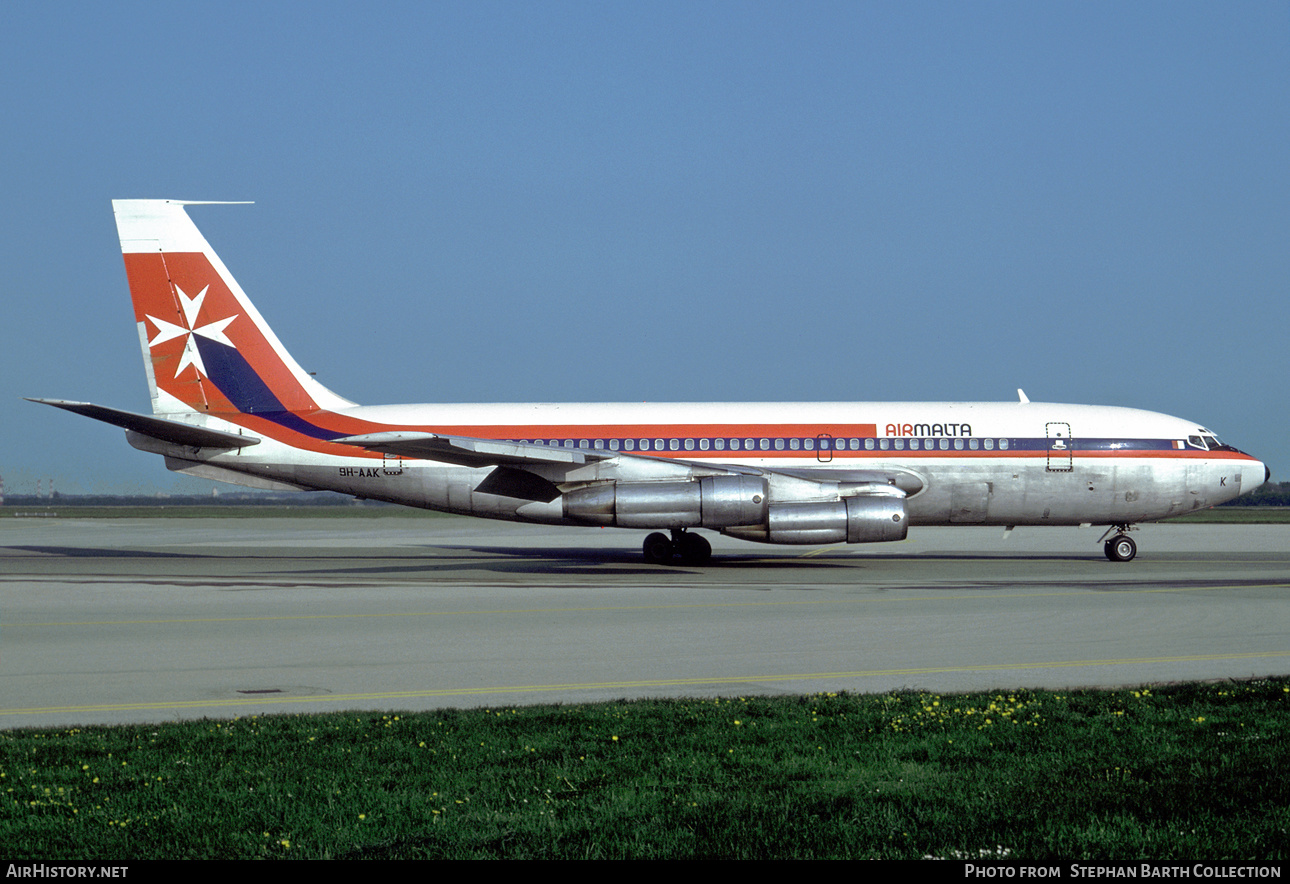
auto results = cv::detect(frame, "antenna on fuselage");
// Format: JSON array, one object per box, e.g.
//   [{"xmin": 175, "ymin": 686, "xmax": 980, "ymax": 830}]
[{"xmin": 1017, "ymin": 389, "xmax": 1030, "ymax": 404}]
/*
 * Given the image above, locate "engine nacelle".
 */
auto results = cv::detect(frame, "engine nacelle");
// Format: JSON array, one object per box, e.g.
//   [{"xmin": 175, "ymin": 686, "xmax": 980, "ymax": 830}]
[
  {"xmin": 722, "ymin": 494, "xmax": 908, "ymax": 545},
  {"xmin": 562, "ymin": 476, "xmax": 769, "ymax": 529}
]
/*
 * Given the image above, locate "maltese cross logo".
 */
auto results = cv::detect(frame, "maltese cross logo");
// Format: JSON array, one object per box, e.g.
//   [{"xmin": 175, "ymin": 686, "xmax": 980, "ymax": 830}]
[{"xmin": 146, "ymin": 285, "xmax": 238, "ymax": 379}]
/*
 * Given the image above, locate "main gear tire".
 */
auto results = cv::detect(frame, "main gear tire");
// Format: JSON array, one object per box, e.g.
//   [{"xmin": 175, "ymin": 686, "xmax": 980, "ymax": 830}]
[
  {"xmin": 677, "ymin": 532, "xmax": 712, "ymax": 565},
  {"xmin": 643, "ymin": 532, "xmax": 674, "ymax": 564}
]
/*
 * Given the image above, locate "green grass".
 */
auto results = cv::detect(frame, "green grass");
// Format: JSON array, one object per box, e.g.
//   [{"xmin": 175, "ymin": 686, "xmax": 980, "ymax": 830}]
[
  {"xmin": 1164, "ymin": 507, "xmax": 1290, "ymax": 524},
  {"xmin": 3, "ymin": 680, "xmax": 1289, "ymax": 859}
]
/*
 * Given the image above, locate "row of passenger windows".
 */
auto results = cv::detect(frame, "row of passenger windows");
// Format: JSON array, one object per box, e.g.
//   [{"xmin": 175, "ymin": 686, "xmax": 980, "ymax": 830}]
[{"xmin": 514, "ymin": 437, "xmax": 1012, "ymax": 452}]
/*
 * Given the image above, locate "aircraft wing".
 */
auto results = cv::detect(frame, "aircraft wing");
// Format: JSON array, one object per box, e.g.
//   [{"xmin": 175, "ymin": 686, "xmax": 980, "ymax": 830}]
[
  {"xmin": 335, "ymin": 430, "xmax": 923, "ymax": 494},
  {"xmin": 336, "ymin": 432, "xmax": 775, "ymax": 477},
  {"xmin": 27, "ymin": 399, "xmax": 261, "ymax": 449}
]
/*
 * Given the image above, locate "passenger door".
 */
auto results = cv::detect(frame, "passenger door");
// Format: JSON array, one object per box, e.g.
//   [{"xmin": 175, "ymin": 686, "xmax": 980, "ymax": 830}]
[{"xmin": 1046, "ymin": 422, "xmax": 1072, "ymax": 472}]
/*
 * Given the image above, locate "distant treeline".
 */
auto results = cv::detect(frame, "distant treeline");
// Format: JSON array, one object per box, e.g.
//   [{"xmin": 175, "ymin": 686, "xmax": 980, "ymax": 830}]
[{"xmin": 1223, "ymin": 480, "xmax": 1290, "ymax": 506}]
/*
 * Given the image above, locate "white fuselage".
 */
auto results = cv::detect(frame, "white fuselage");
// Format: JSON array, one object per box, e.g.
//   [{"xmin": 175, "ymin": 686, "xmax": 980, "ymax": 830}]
[{"xmin": 138, "ymin": 399, "xmax": 1266, "ymax": 532}]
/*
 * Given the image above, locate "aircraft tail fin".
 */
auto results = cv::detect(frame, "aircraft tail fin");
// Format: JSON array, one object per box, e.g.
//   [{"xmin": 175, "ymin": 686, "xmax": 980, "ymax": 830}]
[{"xmin": 113, "ymin": 199, "xmax": 354, "ymax": 416}]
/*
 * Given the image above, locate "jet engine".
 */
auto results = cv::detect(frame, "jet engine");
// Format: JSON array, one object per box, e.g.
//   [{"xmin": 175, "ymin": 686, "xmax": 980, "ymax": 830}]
[
  {"xmin": 722, "ymin": 493, "xmax": 907, "ymax": 545},
  {"xmin": 562, "ymin": 475, "xmax": 769, "ymax": 528}
]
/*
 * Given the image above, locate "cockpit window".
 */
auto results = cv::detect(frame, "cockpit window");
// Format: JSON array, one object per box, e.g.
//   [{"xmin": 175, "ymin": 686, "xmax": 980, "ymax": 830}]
[
  {"xmin": 1190, "ymin": 430, "xmax": 1233, "ymax": 452},
  {"xmin": 1198, "ymin": 428, "xmax": 1228, "ymax": 447}
]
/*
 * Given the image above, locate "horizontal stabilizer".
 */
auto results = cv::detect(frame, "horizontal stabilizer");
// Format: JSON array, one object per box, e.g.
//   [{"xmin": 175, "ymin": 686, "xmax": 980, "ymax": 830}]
[
  {"xmin": 335, "ymin": 432, "xmax": 613, "ymax": 468},
  {"xmin": 27, "ymin": 399, "xmax": 260, "ymax": 449}
]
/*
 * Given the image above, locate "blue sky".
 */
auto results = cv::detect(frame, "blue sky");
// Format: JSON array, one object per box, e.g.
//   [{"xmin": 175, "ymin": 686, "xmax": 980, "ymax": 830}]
[{"xmin": 2, "ymin": 1, "xmax": 1286, "ymax": 494}]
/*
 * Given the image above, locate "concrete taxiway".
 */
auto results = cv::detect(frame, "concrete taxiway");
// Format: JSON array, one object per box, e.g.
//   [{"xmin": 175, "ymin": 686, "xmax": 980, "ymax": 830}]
[{"xmin": 2, "ymin": 515, "xmax": 1288, "ymax": 729}]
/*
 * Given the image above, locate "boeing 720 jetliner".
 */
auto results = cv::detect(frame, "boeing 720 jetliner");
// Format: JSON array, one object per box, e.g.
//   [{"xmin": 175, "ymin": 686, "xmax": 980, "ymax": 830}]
[{"xmin": 32, "ymin": 200, "xmax": 1269, "ymax": 564}]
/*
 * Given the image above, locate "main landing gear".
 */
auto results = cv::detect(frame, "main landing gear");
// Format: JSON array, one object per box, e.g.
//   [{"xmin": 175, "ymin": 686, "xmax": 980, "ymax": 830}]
[
  {"xmin": 643, "ymin": 529, "xmax": 712, "ymax": 566},
  {"xmin": 1100, "ymin": 525, "xmax": 1137, "ymax": 562}
]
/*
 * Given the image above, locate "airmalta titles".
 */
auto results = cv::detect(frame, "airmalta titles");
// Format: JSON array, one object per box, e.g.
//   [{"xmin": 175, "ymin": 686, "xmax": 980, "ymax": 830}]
[{"xmin": 886, "ymin": 423, "xmax": 972, "ymax": 437}]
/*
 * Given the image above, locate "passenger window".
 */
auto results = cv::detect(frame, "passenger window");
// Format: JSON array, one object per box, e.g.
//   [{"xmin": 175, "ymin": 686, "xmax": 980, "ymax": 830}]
[
  {"xmin": 789, "ymin": 438, "xmax": 800, "ymax": 450},
  {"xmin": 669, "ymin": 439, "xmax": 680, "ymax": 451},
  {"xmin": 684, "ymin": 438, "xmax": 694, "ymax": 451},
  {"xmin": 909, "ymin": 439, "xmax": 919, "ymax": 450},
  {"xmin": 999, "ymin": 439, "xmax": 1009, "ymax": 450},
  {"xmin": 865, "ymin": 438, "xmax": 874, "ymax": 450}
]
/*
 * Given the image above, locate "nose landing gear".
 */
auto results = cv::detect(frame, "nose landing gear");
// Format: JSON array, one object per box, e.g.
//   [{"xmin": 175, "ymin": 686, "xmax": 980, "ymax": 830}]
[
  {"xmin": 1099, "ymin": 525, "xmax": 1138, "ymax": 562},
  {"xmin": 642, "ymin": 529, "xmax": 712, "ymax": 565}
]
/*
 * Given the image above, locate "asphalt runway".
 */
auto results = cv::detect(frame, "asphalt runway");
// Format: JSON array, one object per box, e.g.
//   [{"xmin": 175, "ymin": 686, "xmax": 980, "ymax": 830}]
[{"xmin": 2, "ymin": 515, "xmax": 1288, "ymax": 729}]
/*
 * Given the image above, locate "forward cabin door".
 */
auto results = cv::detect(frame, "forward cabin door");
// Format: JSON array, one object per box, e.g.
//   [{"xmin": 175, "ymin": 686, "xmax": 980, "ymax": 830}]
[
  {"xmin": 816, "ymin": 433, "xmax": 833, "ymax": 463},
  {"xmin": 1046, "ymin": 422, "xmax": 1073, "ymax": 472}
]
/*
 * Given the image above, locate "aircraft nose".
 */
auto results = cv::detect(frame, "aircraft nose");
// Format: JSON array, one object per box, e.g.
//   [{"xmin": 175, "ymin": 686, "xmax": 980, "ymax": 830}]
[
  {"xmin": 1249, "ymin": 460, "xmax": 1270, "ymax": 492},
  {"xmin": 1235, "ymin": 458, "xmax": 1269, "ymax": 499}
]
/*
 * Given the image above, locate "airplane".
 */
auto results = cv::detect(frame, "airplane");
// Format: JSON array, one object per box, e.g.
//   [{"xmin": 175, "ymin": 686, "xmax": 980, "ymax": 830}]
[{"xmin": 31, "ymin": 199, "xmax": 1270, "ymax": 565}]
